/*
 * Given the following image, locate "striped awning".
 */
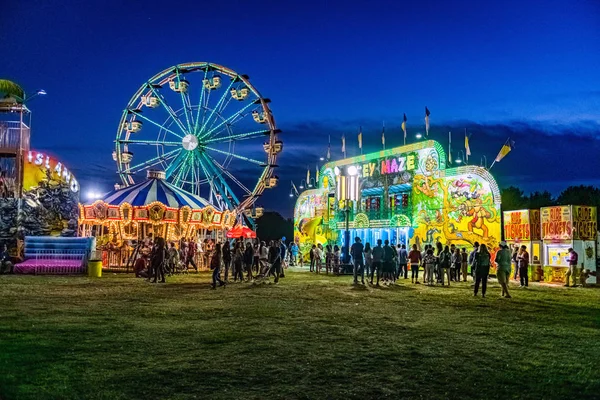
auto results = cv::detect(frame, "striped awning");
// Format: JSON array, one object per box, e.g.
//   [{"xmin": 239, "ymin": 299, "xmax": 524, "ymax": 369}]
[{"xmin": 99, "ymin": 177, "xmax": 213, "ymax": 210}]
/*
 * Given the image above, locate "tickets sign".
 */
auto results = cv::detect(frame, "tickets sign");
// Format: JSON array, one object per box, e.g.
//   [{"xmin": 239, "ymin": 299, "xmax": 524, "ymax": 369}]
[
  {"xmin": 541, "ymin": 206, "xmax": 572, "ymax": 240},
  {"xmin": 572, "ymin": 206, "xmax": 597, "ymax": 241},
  {"xmin": 503, "ymin": 209, "xmax": 541, "ymax": 241}
]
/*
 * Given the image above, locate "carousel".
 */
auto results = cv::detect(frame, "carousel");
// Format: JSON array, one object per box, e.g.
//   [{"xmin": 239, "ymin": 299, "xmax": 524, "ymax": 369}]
[{"xmin": 79, "ymin": 170, "xmax": 236, "ymax": 270}]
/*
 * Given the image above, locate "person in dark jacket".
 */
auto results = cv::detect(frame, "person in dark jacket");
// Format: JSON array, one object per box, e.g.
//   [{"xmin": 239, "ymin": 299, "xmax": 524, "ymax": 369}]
[
  {"xmin": 244, "ymin": 241, "xmax": 254, "ymax": 281},
  {"xmin": 473, "ymin": 244, "xmax": 491, "ymax": 297},
  {"xmin": 151, "ymin": 237, "xmax": 166, "ymax": 283},
  {"xmin": 222, "ymin": 240, "xmax": 232, "ymax": 282},
  {"xmin": 210, "ymin": 243, "xmax": 225, "ymax": 289},
  {"xmin": 268, "ymin": 241, "xmax": 282, "ymax": 283},
  {"xmin": 350, "ymin": 237, "xmax": 365, "ymax": 284}
]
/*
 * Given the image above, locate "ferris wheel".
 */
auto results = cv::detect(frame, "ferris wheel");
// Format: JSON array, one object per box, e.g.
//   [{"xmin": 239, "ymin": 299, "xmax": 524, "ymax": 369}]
[{"xmin": 114, "ymin": 62, "xmax": 282, "ymax": 216}]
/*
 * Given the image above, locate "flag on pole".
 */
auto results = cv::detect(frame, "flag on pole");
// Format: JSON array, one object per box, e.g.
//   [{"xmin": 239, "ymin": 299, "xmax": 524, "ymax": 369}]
[
  {"xmin": 465, "ymin": 131, "xmax": 471, "ymax": 161},
  {"xmin": 448, "ymin": 131, "xmax": 452, "ymax": 164},
  {"xmin": 382, "ymin": 122, "xmax": 385, "ymax": 149},
  {"xmin": 341, "ymin": 134, "xmax": 346, "ymax": 157},
  {"xmin": 401, "ymin": 113, "xmax": 407, "ymax": 144},
  {"xmin": 327, "ymin": 135, "xmax": 331, "ymax": 160},
  {"xmin": 494, "ymin": 139, "xmax": 514, "ymax": 162},
  {"xmin": 358, "ymin": 126, "xmax": 363, "ymax": 152},
  {"xmin": 425, "ymin": 107, "xmax": 431, "ymax": 136},
  {"xmin": 315, "ymin": 164, "xmax": 319, "ymax": 185}
]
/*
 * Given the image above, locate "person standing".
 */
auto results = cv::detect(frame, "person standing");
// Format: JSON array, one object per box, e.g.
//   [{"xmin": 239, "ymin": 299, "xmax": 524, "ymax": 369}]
[
  {"xmin": 382, "ymin": 240, "xmax": 396, "ymax": 284},
  {"xmin": 364, "ymin": 243, "xmax": 373, "ymax": 277},
  {"xmin": 0, "ymin": 244, "xmax": 13, "ymax": 274},
  {"xmin": 423, "ymin": 248, "xmax": 436, "ymax": 285},
  {"xmin": 259, "ymin": 241, "xmax": 269, "ymax": 276},
  {"xmin": 279, "ymin": 239, "xmax": 287, "ymax": 278},
  {"xmin": 244, "ymin": 241, "xmax": 254, "ymax": 281},
  {"xmin": 325, "ymin": 244, "xmax": 333, "ymax": 275},
  {"xmin": 397, "ymin": 244, "xmax": 408, "ymax": 280},
  {"xmin": 222, "ymin": 240, "xmax": 232, "ymax": 281},
  {"xmin": 233, "ymin": 242, "xmax": 244, "ymax": 282},
  {"xmin": 468, "ymin": 242, "xmax": 480, "ymax": 282},
  {"xmin": 511, "ymin": 245, "xmax": 519, "ymax": 280},
  {"xmin": 151, "ymin": 237, "xmax": 166, "ymax": 283},
  {"xmin": 517, "ymin": 245, "xmax": 529, "ymax": 287},
  {"xmin": 460, "ymin": 248, "xmax": 468, "ymax": 282},
  {"xmin": 451, "ymin": 248, "xmax": 461, "ymax": 282},
  {"xmin": 167, "ymin": 242, "xmax": 179, "ymax": 275},
  {"xmin": 371, "ymin": 239, "xmax": 384, "ymax": 285},
  {"xmin": 333, "ymin": 245, "xmax": 341, "ymax": 274},
  {"xmin": 210, "ymin": 243, "xmax": 225, "ymax": 289},
  {"xmin": 421, "ymin": 244, "xmax": 429, "ymax": 283},
  {"xmin": 408, "ymin": 244, "xmax": 422, "ymax": 284},
  {"xmin": 350, "ymin": 237, "xmax": 365, "ymax": 284},
  {"xmin": 315, "ymin": 244, "xmax": 324, "ymax": 274},
  {"xmin": 309, "ymin": 244, "xmax": 316, "ymax": 272},
  {"xmin": 565, "ymin": 248, "xmax": 579, "ymax": 287},
  {"xmin": 474, "ymin": 244, "xmax": 491, "ymax": 297},
  {"xmin": 290, "ymin": 242, "xmax": 299, "ymax": 266},
  {"xmin": 439, "ymin": 245, "xmax": 452, "ymax": 286},
  {"xmin": 494, "ymin": 241, "xmax": 512, "ymax": 298}
]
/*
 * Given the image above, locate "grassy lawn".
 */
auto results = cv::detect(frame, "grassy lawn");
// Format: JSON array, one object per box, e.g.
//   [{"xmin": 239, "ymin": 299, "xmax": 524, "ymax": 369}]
[{"xmin": 0, "ymin": 270, "xmax": 599, "ymax": 400}]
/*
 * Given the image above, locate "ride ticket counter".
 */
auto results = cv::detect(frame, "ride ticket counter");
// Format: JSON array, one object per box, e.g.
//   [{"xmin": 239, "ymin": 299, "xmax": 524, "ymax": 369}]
[
  {"xmin": 540, "ymin": 205, "xmax": 597, "ymax": 284},
  {"xmin": 503, "ymin": 209, "xmax": 542, "ymax": 280}
]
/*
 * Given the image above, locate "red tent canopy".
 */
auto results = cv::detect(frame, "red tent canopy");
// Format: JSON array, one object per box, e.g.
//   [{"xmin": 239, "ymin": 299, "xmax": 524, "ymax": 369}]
[{"xmin": 226, "ymin": 225, "xmax": 257, "ymax": 239}]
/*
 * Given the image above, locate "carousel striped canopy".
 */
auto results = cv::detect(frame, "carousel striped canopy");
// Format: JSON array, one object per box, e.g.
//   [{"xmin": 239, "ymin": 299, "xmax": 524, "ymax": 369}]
[{"xmin": 99, "ymin": 176, "xmax": 213, "ymax": 210}]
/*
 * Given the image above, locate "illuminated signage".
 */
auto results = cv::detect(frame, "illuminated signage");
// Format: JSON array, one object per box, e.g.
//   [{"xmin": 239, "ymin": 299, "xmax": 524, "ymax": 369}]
[
  {"xmin": 541, "ymin": 206, "xmax": 572, "ymax": 240},
  {"xmin": 361, "ymin": 153, "xmax": 419, "ymax": 178},
  {"xmin": 25, "ymin": 151, "xmax": 79, "ymax": 192},
  {"xmin": 503, "ymin": 209, "xmax": 541, "ymax": 241},
  {"xmin": 572, "ymin": 206, "xmax": 597, "ymax": 241}
]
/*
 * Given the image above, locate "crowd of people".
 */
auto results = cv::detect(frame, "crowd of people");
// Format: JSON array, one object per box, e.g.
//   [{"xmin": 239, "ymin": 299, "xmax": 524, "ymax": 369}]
[
  {"xmin": 133, "ymin": 235, "xmax": 291, "ymax": 288},
  {"xmin": 301, "ymin": 236, "xmax": 579, "ymax": 299}
]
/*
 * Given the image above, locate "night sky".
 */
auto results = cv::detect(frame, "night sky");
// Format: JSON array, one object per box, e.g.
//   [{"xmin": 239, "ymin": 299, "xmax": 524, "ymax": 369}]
[{"xmin": 3, "ymin": 0, "xmax": 600, "ymax": 217}]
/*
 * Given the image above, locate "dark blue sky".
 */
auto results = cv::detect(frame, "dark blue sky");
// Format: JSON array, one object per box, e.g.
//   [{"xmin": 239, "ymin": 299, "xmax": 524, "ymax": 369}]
[{"xmin": 2, "ymin": 0, "xmax": 600, "ymax": 217}]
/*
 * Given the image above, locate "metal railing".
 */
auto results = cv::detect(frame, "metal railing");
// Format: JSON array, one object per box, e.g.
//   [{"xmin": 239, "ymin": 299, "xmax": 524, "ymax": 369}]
[{"xmin": 0, "ymin": 121, "xmax": 30, "ymax": 153}]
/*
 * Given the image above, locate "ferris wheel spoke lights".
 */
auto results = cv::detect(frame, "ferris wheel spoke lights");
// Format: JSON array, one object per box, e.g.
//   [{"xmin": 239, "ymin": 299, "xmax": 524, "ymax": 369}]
[{"xmin": 115, "ymin": 62, "xmax": 281, "ymax": 218}]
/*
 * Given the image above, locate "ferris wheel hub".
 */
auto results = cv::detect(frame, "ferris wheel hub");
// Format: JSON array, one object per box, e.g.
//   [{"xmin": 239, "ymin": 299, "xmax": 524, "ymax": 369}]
[{"xmin": 182, "ymin": 134, "xmax": 199, "ymax": 151}]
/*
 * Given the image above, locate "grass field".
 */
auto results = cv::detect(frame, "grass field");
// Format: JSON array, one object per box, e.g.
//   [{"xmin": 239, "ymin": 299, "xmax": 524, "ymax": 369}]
[{"xmin": 1, "ymin": 270, "xmax": 599, "ymax": 400}]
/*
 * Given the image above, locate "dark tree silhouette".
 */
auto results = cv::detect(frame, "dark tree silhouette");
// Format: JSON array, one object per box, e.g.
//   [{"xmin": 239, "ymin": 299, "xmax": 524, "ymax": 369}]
[
  {"xmin": 528, "ymin": 191, "xmax": 556, "ymax": 210},
  {"xmin": 501, "ymin": 186, "xmax": 528, "ymax": 211},
  {"xmin": 256, "ymin": 212, "xmax": 293, "ymax": 244}
]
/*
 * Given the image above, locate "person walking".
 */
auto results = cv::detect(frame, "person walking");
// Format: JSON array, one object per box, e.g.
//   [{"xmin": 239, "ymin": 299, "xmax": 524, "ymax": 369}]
[
  {"xmin": 244, "ymin": 241, "xmax": 254, "ymax": 281},
  {"xmin": 151, "ymin": 237, "xmax": 166, "ymax": 283},
  {"xmin": 279, "ymin": 239, "xmax": 287, "ymax": 278},
  {"xmin": 565, "ymin": 247, "xmax": 579, "ymax": 287},
  {"xmin": 474, "ymin": 244, "xmax": 491, "ymax": 297},
  {"xmin": 259, "ymin": 241, "xmax": 269, "ymax": 276},
  {"xmin": 494, "ymin": 241, "xmax": 512, "ymax": 298},
  {"xmin": 309, "ymin": 244, "xmax": 316, "ymax": 272},
  {"xmin": 517, "ymin": 245, "xmax": 529, "ymax": 287},
  {"xmin": 397, "ymin": 244, "xmax": 408, "ymax": 280},
  {"xmin": 268, "ymin": 240, "xmax": 282, "ymax": 283},
  {"xmin": 408, "ymin": 244, "xmax": 422, "ymax": 284},
  {"xmin": 210, "ymin": 243, "xmax": 225, "ymax": 289},
  {"xmin": 350, "ymin": 237, "xmax": 365, "ymax": 284},
  {"xmin": 371, "ymin": 239, "xmax": 384, "ymax": 285},
  {"xmin": 460, "ymin": 248, "xmax": 468, "ymax": 282},
  {"xmin": 423, "ymin": 248, "xmax": 436, "ymax": 285},
  {"xmin": 364, "ymin": 243, "xmax": 373, "ymax": 277},
  {"xmin": 325, "ymin": 244, "xmax": 333, "ymax": 275},
  {"xmin": 253, "ymin": 242, "xmax": 260, "ymax": 274},
  {"xmin": 185, "ymin": 238, "xmax": 198, "ymax": 272}
]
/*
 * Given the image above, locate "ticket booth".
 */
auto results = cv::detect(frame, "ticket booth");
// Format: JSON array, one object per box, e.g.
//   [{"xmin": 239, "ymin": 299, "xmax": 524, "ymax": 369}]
[
  {"xmin": 503, "ymin": 209, "xmax": 543, "ymax": 281},
  {"xmin": 540, "ymin": 205, "xmax": 597, "ymax": 284}
]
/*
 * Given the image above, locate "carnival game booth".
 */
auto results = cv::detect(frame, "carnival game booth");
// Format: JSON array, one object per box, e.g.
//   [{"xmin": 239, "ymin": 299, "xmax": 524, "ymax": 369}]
[
  {"xmin": 503, "ymin": 209, "xmax": 543, "ymax": 280},
  {"xmin": 540, "ymin": 205, "xmax": 597, "ymax": 284},
  {"xmin": 78, "ymin": 171, "xmax": 236, "ymax": 271},
  {"xmin": 294, "ymin": 140, "xmax": 502, "ymax": 268}
]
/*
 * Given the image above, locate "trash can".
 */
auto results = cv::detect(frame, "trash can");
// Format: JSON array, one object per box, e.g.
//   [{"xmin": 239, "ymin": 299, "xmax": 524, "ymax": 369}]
[{"xmin": 88, "ymin": 260, "xmax": 102, "ymax": 278}]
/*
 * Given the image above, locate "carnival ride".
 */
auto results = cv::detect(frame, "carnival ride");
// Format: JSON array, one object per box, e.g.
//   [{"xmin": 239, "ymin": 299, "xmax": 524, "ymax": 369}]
[{"xmin": 113, "ymin": 62, "xmax": 282, "ymax": 227}]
